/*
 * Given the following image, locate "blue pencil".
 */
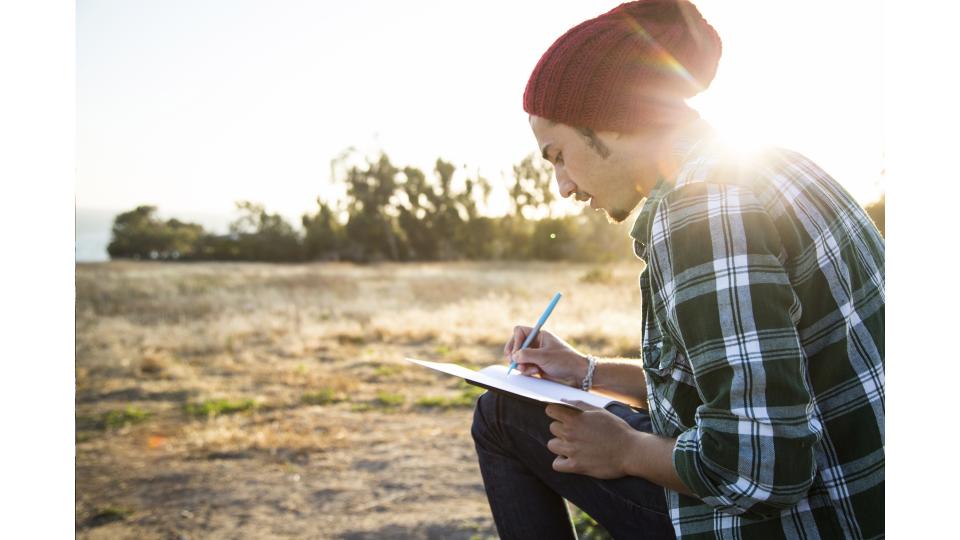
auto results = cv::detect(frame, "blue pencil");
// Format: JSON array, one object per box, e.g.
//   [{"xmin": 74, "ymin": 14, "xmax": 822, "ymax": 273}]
[{"xmin": 507, "ymin": 292, "xmax": 562, "ymax": 375}]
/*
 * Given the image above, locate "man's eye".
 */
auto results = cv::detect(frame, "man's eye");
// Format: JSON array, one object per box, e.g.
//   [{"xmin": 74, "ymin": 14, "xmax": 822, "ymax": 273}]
[{"xmin": 555, "ymin": 153, "xmax": 564, "ymax": 165}]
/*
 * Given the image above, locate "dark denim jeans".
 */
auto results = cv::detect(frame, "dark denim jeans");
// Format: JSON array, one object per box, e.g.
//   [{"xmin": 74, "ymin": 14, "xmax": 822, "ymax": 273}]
[{"xmin": 471, "ymin": 391, "xmax": 675, "ymax": 540}]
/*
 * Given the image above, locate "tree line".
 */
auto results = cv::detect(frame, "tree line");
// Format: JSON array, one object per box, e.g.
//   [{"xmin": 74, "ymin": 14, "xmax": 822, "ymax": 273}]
[
  {"xmin": 107, "ymin": 152, "xmax": 636, "ymax": 263},
  {"xmin": 107, "ymin": 151, "xmax": 886, "ymax": 263}
]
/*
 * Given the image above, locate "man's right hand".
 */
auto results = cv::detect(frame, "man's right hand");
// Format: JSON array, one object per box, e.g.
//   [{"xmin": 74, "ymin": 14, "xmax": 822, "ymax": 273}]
[{"xmin": 504, "ymin": 326, "xmax": 589, "ymax": 388}]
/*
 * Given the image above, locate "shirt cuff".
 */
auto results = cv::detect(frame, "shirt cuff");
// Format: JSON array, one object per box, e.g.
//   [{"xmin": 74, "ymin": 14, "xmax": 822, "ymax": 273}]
[{"xmin": 671, "ymin": 426, "xmax": 715, "ymax": 501}]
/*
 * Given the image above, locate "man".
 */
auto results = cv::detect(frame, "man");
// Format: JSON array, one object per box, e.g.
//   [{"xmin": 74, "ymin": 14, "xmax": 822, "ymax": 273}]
[{"xmin": 470, "ymin": 1, "xmax": 884, "ymax": 539}]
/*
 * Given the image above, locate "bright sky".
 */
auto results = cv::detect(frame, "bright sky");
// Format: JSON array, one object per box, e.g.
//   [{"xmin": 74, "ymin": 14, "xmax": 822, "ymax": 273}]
[{"xmin": 77, "ymin": 0, "xmax": 883, "ymax": 225}]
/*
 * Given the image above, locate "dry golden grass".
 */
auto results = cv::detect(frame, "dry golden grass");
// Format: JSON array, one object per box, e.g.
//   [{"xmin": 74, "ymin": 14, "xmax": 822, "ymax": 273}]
[{"xmin": 75, "ymin": 260, "xmax": 645, "ymax": 539}]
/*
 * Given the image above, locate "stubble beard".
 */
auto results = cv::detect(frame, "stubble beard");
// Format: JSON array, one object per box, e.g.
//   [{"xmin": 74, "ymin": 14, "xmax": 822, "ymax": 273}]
[
  {"xmin": 605, "ymin": 207, "xmax": 631, "ymax": 224},
  {"xmin": 604, "ymin": 194, "xmax": 649, "ymax": 224},
  {"xmin": 603, "ymin": 194, "xmax": 645, "ymax": 223}
]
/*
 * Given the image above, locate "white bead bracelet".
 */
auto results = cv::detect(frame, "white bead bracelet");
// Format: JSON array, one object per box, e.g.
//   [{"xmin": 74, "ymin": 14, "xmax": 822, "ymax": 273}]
[{"xmin": 581, "ymin": 355, "xmax": 597, "ymax": 391}]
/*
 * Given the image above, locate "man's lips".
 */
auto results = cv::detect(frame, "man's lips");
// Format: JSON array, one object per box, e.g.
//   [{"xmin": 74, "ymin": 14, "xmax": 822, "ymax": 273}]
[{"xmin": 573, "ymin": 191, "xmax": 598, "ymax": 209}]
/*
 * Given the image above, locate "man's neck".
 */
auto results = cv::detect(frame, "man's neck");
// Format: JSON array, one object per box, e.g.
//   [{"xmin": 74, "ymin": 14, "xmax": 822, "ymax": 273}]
[
  {"xmin": 657, "ymin": 119, "xmax": 708, "ymax": 184},
  {"xmin": 619, "ymin": 118, "xmax": 708, "ymax": 197}
]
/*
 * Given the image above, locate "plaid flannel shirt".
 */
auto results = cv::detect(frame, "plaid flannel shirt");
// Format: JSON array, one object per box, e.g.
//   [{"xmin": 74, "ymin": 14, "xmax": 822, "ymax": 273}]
[{"xmin": 631, "ymin": 130, "xmax": 884, "ymax": 539}]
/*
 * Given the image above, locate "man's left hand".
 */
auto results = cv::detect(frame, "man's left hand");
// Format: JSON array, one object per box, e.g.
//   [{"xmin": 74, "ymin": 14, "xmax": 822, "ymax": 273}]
[{"xmin": 544, "ymin": 401, "xmax": 641, "ymax": 479}]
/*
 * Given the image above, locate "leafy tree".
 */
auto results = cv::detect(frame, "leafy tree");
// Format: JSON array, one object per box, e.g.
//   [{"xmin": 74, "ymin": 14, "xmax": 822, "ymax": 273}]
[
  {"xmin": 510, "ymin": 153, "xmax": 555, "ymax": 219},
  {"xmin": 163, "ymin": 218, "xmax": 205, "ymax": 258},
  {"xmin": 567, "ymin": 209, "xmax": 636, "ymax": 262},
  {"xmin": 302, "ymin": 198, "xmax": 345, "ymax": 260},
  {"xmin": 396, "ymin": 164, "xmax": 438, "ymax": 260},
  {"xmin": 342, "ymin": 153, "xmax": 402, "ymax": 261},
  {"xmin": 429, "ymin": 158, "xmax": 465, "ymax": 259},
  {"xmin": 493, "ymin": 214, "xmax": 534, "ymax": 260},
  {"xmin": 460, "ymin": 173, "xmax": 492, "ymax": 221},
  {"xmin": 455, "ymin": 215, "xmax": 500, "ymax": 259},
  {"xmin": 450, "ymin": 173, "xmax": 494, "ymax": 259},
  {"xmin": 228, "ymin": 201, "xmax": 302, "ymax": 261},
  {"xmin": 191, "ymin": 233, "xmax": 242, "ymax": 261},
  {"xmin": 529, "ymin": 217, "xmax": 579, "ymax": 260},
  {"xmin": 107, "ymin": 205, "xmax": 203, "ymax": 260},
  {"xmin": 393, "ymin": 159, "xmax": 494, "ymax": 260}
]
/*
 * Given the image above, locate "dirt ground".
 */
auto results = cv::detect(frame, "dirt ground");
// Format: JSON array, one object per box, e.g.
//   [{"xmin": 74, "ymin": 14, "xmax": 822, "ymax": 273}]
[{"xmin": 75, "ymin": 261, "xmax": 644, "ymax": 539}]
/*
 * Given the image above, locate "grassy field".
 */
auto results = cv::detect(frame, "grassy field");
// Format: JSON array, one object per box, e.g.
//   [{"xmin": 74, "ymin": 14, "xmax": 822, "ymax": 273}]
[{"xmin": 75, "ymin": 261, "xmax": 645, "ymax": 539}]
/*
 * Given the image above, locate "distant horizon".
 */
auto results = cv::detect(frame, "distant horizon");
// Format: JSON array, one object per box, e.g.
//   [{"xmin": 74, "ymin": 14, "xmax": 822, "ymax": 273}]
[{"xmin": 75, "ymin": 177, "xmax": 886, "ymax": 263}]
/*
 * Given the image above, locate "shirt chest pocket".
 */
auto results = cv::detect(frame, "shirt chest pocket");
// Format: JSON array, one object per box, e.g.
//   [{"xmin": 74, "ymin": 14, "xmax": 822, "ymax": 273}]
[
  {"xmin": 639, "ymin": 270, "xmax": 679, "ymax": 379},
  {"xmin": 641, "ymin": 320, "xmax": 701, "ymax": 433},
  {"xmin": 642, "ymin": 332, "xmax": 678, "ymax": 378},
  {"xmin": 637, "ymin": 262, "xmax": 700, "ymax": 435}
]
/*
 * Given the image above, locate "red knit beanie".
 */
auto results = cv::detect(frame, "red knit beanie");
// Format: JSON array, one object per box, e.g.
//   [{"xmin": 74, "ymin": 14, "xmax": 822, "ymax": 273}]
[{"xmin": 523, "ymin": 0, "xmax": 722, "ymax": 133}]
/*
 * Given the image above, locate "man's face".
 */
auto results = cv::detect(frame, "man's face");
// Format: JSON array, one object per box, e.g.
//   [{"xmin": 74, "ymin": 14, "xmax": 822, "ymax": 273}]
[{"xmin": 528, "ymin": 115, "xmax": 651, "ymax": 223}]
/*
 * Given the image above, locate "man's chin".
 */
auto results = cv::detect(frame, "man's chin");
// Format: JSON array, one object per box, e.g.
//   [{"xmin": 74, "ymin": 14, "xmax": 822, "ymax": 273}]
[{"xmin": 604, "ymin": 207, "xmax": 631, "ymax": 224}]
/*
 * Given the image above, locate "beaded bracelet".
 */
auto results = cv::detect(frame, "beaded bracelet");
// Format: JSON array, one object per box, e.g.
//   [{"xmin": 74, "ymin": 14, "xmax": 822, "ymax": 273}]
[{"xmin": 581, "ymin": 355, "xmax": 598, "ymax": 391}]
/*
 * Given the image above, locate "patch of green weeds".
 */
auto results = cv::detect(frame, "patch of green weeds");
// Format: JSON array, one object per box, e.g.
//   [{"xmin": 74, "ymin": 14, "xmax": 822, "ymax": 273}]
[
  {"xmin": 457, "ymin": 379, "xmax": 487, "ymax": 396},
  {"xmin": 350, "ymin": 391, "xmax": 406, "ymax": 412},
  {"xmin": 301, "ymin": 389, "xmax": 344, "ymax": 406},
  {"xmin": 414, "ymin": 392, "xmax": 475, "ymax": 409},
  {"xmin": 102, "ymin": 406, "xmax": 151, "ymax": 430},
  {"xmin": 434, "ymin": 344, "xmax": 451, "ymax": 357},
  {"xmin": 374, "ymin": 391, "xmax": 405, "ymax": 407},
  {"xmin": 414, "ymin": 396, "xmax": 452, "ymax": 408},
  {"xmin": 185, "ymin": 398, "xmax": 257, "ymax": 419},
  {"xmin": 85, "ymin": 506, "xmax": 133, "ymax": 527},
  {"xmin": 372, "ymin": 364, "xmax": 402, "ymax": 379},
  {"xmin": 416, "ymin": 382, "xmax": 486, "ymax": 409},
  {"xmin": 571, "ymin": 507, "xmax": 613, "ymax": 540}
]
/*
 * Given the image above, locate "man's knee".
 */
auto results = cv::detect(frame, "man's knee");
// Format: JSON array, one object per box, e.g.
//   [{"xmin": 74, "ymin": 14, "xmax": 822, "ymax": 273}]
[
  {"xmin": 471, "ymin": 390, "xmax": 498, "ymax": 445},
  {"xmin": 472, "ymin": 391, "xmax": 552, "ymax": 447}
]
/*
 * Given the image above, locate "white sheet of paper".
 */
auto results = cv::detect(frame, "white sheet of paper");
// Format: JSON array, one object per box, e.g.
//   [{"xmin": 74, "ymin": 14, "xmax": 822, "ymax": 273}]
[{"xmin": 406, "ymin": 358, "xmax": 613, "ymax": 410}]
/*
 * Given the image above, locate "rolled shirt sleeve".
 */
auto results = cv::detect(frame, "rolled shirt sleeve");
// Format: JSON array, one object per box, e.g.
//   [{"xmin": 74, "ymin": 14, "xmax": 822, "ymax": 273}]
[{"xmin": 646, "ymin": 182, "xmax": 823, "ymax": 519}]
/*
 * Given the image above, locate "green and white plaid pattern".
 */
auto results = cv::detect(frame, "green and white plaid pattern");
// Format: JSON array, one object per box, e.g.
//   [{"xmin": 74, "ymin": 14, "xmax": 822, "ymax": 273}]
[{"xmin": 630, "ymin": 135, "xmax": 884, "ymax": 539}]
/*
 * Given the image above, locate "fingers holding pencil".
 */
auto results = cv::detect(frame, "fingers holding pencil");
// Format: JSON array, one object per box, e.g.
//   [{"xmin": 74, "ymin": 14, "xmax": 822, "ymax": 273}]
[
  {"xmin": 506, "ymin": 292, "xmax": 563, "ymax": 374},
  {"xmin": 504, "ymin": 326, "xmax": 547, "ymax": 377},
  {"xmin": 503, "ymin": 326, "xmax": 542, "ymax": 359},
  {"xmin": 504, "ymin": 328, "xmax": 590, "ymax": 388}
]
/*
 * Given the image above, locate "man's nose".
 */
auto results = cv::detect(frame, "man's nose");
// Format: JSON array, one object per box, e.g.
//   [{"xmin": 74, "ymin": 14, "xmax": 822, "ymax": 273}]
[{"xmin": 556, "ymin": 173, "xmax": 577, "ymax": 198}]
